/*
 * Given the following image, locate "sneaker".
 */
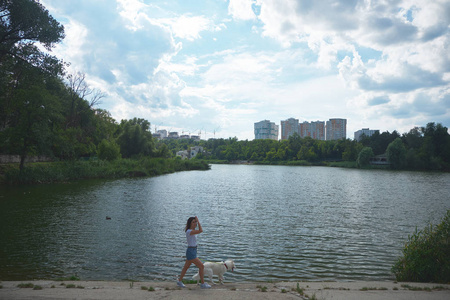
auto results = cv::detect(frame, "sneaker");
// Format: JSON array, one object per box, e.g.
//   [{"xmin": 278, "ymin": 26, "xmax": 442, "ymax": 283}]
[
  {"xmin": 177, "ymin": 281, "xmax": 186, "ymax": 288},
  {"xmin": 200, "ymin": 283, "xmax": 211, "ymax": 289}
]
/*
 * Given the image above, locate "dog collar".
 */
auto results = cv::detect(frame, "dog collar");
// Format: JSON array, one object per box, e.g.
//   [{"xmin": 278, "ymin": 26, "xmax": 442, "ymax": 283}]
[{"xmin": 223, "ymin": 262, "xmax": 228, "ymax": 270}]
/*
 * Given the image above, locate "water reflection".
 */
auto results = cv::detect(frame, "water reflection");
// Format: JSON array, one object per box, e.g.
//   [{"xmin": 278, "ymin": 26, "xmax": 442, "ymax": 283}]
[{"xmin": 1, "ymin": 165, "xmax": 449, "ymax": 282}]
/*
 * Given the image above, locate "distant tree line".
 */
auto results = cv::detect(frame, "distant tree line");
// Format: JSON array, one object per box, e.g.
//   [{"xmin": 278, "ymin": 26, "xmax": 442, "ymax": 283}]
[
  {"xmin": 1, "ymin": 1, "xmax": 449, "ymax": 173},
  {"xmin": 159, "ymin": 123, "xmax": 450, "ymax": 171}
]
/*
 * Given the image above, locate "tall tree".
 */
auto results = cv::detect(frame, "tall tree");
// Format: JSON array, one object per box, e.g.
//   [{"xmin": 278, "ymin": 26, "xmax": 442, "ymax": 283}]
[
  {"xmin": 0, "ymin": 0, "xmax": 64, "ymax": 70},
  {"xmin": 116, "ymin": 118, "xmax": 154, "ymax": 158},
  {"xmin": 0, "ymin": 65, "xmax": 62, "ymax": 169},
  {"xmin": 387, "ymin": 138, "xmax": 407, "ymax": 169},
  {"xmin": 357, "ymin": 147, "xmax": 374, "ymax": 168}
]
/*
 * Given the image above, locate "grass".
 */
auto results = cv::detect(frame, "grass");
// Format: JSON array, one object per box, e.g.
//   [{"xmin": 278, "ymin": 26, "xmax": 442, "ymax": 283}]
[
  {"xmin": 327, "ymin": 161, "xmax": 357, "ymax": 168},
  {"xmin": 256, "ymin": 285, "xmax": 267, "ymax": 292},
  {"xmin": 294, "ymin": 282, "xmax": 304, "ymax": 295},
  {"xmin": 1, "ymin": 157, "xmax": 210, "ymax": 184},
  {"xmin": 17, "ymin": 283, "xmax": 43, "ymax": 290},
  {"xmin": 66, "ymin": 284, "xmax": 84, "ymax": 289},
  {"xmin": 181, "ymin": 279, "xmax": 197, "ymax": 284},
  {"xmin": 360, "ymin": 287, "xmax": 388, "ymax": 291},
  {"xmin": 55, "ymin": 275, "xmax": 80, "ymax": 281},
  {"xmin": 399, "ymin": 284, "xmax": 449, "ymax": 292}
]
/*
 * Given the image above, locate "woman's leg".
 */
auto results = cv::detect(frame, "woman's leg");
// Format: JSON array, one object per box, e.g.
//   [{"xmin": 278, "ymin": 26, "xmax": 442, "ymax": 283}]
[
  {"xmin": 179, "ymin": 260, "xmax": 192, "ymax": 281},
  {"xmin": 191, "ymin": 258, "xmax": 205, "ymax": 284}
]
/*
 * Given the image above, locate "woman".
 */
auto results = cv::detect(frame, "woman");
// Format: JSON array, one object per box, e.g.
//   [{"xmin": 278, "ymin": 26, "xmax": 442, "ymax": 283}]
[{"xmin": 177, "ymin": 216, "xmax": 211, "ymax": 289}]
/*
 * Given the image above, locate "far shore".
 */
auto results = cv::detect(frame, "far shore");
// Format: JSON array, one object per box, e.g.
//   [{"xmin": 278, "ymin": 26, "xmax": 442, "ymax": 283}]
[{"xmin": 1, "ymin": 280, "xmax": 450, "ymax": 300}]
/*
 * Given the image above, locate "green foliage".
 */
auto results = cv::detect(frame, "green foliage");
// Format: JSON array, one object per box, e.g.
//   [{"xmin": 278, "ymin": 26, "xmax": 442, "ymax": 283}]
[
  {"xmin": 392, "ymin": 210, "xmax": 450, "ymax": 283},
  {"xmin": 0, "ymin": 0, "xmax": 65, "ymax": 71},
  {"xmin": 2, "ymin": 158, "xmax": 210, "ymax": 184},
  {"xmin": 97, "ymin": 139, "xmax": 121, "ymax": 161},
  {"xmin": 357, "ymin": 147, "xmax": 374, "ymax": 168},
  {"xmin": 116, "ymin": 118, "xmax": 154, "ymax": 158},
  {"xmin": 1, "ymin": 0, "xmax": 450, "ymax": 176},
  {"xmin": 387, "ymin": 138, "xmax": 407, "ymax": 169}
]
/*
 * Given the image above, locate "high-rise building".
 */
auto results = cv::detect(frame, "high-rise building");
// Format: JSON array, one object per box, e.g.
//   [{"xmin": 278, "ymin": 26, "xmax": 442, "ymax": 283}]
[
  {"xmin": 299, "ymin": 121, "xmax": 325, "ymax": 140},
  {"xmin": 281, "ymin": 118, "xmax": 299, "ymax": 140},
  {"xmin": 326, "ymin": 118, "xmax": 347, "ymax": 140},
  {"xmin": 254, "ymin": 120, "xmax": 279, "ymax": 140},
  {"xmin": 354, "ymin": 128, "xmax": 379, "ymax": 141},
  {"xmin": 300, "ymin": 121, "xmax": 310, "ymax": 138},
  {"xmin": 310, "ymin": 121, "xmax": 325, "ymax": 140}
]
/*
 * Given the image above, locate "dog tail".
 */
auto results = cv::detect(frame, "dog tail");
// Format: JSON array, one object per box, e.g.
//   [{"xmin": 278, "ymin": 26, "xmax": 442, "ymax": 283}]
[{"xmin": 192, "ymin": 272, "xmax": 200, "ymax": 280}]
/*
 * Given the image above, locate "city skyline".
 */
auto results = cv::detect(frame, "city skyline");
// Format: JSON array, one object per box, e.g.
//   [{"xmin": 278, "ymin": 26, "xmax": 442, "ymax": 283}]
[
  {"xmin": 41, "ymin": 0, "xmax": 449, "ymax": 140},
  {"xmin": 257, "ymin": 118, "xmax": 346, "ymax": 141}
]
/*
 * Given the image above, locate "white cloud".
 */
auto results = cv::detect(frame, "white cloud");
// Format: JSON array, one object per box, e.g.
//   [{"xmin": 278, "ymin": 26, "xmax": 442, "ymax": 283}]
[
  {"xmin": 228, "ymin": 0, "xmax": 257, "ymax": 20},
  {"xmin": 153, "ymin": 15, "xmax": 214, "ymax": 41},
  {"xmin": 41, "ymin": 0, "xmax": 449, "ymax": 140}
]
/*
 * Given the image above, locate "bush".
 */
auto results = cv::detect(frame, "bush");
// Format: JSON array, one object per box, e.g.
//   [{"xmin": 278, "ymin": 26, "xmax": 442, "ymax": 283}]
[
  {"xmin": 97, "ymin": 139, "xmax": 121, "ymax": 161},
  {"xmin": 392, "ymin": 210, "xmax": 450, "ymax": 283},
  {"xmin": 357, "ymin": 147, "xmax": 374, "ymax": 168},
  {"xmin": 1, "ymin": 158, "xmax": 210, "ymax": 184}
]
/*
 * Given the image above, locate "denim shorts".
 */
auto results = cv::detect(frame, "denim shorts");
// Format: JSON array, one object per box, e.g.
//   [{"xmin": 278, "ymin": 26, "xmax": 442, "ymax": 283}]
[{"xmin": 186, "ymin": 247, "xmax": 197, "ymax": 260}]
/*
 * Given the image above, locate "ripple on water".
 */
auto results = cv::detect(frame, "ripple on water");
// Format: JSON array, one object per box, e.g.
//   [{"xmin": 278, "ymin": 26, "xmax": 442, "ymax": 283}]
[{"xmin": 0, "ymin": 165, "xmax": 449, "ymax": 281}]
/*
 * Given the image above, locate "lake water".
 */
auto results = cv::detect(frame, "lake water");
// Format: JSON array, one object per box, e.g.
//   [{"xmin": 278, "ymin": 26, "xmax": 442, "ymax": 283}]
[{"xmin": 1, "ymin": 164, "xmax": 449, "ymax": 282}]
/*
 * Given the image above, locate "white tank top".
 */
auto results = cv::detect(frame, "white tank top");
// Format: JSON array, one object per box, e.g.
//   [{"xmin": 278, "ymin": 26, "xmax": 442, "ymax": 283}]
[{"xmin": 186, "ymin": 229, "xmax": 197, "ymax": 247}]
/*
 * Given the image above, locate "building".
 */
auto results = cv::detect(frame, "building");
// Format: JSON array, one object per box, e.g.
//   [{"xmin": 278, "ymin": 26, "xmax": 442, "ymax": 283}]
[
  {"xmin": 190, "ymin": 146, "xmax": 203, "ymax": 158},
  {"xmin": 157, "ymin": 129, "xmax": 168, "ymax": 139},
  {"xmin": 354, "ymin": 128, "xmax": 379, "ymax": 141},
  {"xmin": 326, "ymin": 118, "xmax": 347, "ymax": 140},
  {"xmin": 168, "ymin": 132, "xmax": 179, "ymax": 139},
  {"xmin": 153, "ymin": 129, "xmax": 168, "ymax": 140},
  {"xmin": 299, "ymin": 121, "xmax": 325, "ymax": 140},
  {"xmin": 254, "ymin": 120, "xmax": 279, "ymax": 140},
  {"xmin": 281, "ymin": 118, "xmax": 299, "ymax": 140},
  {"xmin": 299, "ymin": 121, "xmax": 310, "ymax": 138},
  {"xmin": 310, "ymin": 121, "xmax": 325, "ymax": 140},
  {"xmin": 176, "ymin": 150, "xmax": 189, "ymax": 159},
  {"xmin": 177, "ymin": 146, "xmax": 204, "ymax": 160}
]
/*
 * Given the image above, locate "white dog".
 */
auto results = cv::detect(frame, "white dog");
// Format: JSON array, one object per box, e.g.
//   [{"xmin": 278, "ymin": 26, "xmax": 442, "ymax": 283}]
[{"xmin": 193, "ymin": 259, "xmax": 235, "ymax": 285}]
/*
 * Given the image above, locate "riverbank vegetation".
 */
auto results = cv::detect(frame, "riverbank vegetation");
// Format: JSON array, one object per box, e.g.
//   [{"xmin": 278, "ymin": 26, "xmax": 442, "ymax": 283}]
[
  {"xmin": 1, "ymin": 1, "xmax": 449, "ymax": 186},
  {"xmin": 392, "ymin": 210, "xmax": 450, "ymax": 283},
  {"xmin": 1, "ymin": 158, "xmax": 209, "ymax": 184},
  {"xmin": 161, "ymin": 122, "xmax": 450, "ymax": 171}
]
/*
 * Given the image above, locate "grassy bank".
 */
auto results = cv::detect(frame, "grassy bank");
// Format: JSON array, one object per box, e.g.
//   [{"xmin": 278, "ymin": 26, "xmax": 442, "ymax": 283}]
[{"xmin": 0, "ymin": 158, "xmax": 210, "ymax": 185}]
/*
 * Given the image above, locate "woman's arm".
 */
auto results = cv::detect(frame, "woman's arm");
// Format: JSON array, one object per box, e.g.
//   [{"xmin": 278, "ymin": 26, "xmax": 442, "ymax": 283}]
[{"xmin": 189, "ymin": 216, "xmax": 203, "ymax": 235}]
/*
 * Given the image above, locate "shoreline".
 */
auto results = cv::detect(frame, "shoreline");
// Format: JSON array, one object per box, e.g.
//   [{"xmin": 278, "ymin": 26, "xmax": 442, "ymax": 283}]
[{"xmin": 1, "ymin": 280, "xmax": 449, "ymax": 300}]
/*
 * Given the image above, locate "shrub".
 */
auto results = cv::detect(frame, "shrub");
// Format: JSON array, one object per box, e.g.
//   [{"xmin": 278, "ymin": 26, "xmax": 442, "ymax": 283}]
[
  {"xmin": 392, "ymin": 210, "xmax": 450, "ymax": 283},
  {"xmin": 97, "ymin": 139, "xmax": 121, "ymax": 161},
  {"xmin": 357, "ymin": 147, "xmax": 374, "ymax": 168}
]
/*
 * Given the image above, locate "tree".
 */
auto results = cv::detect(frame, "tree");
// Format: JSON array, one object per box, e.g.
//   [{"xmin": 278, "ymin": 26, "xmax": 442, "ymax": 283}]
[
  {"xmin": 0, "ymin": 0, "xmax": 65, "ymax": 73},
  {"xmin": 66, "ymin": 72, "xmax": 105, "ymax": 128},
  {"xmin": 387, "ymin": 138, "xmax": 407, "ymax": 169},
  {"xmin": 1, "ymin": 68, "xmax": 62, "ymax": 169},
  {"xmin": 116, "ymin": 118, "xmax": 154, "ymax": 158},
  {"xmin": 97, "ymin": 139, "xmax": 121, "ymax": 161},
  {"xmin": 357, "ymin": 147, "xmax": 374, "ymax": 168}
]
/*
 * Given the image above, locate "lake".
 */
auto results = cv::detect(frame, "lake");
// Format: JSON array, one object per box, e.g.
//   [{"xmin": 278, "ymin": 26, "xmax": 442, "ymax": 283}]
[{"xmin": 1, "ymin": 164, "xmax": 449, "ymax": 282}]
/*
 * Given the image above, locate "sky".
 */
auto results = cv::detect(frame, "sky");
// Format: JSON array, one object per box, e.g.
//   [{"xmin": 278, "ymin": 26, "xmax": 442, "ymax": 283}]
[{"xmin": 40, "ymin": 0, "xmax": 450, "ymax": 140}]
